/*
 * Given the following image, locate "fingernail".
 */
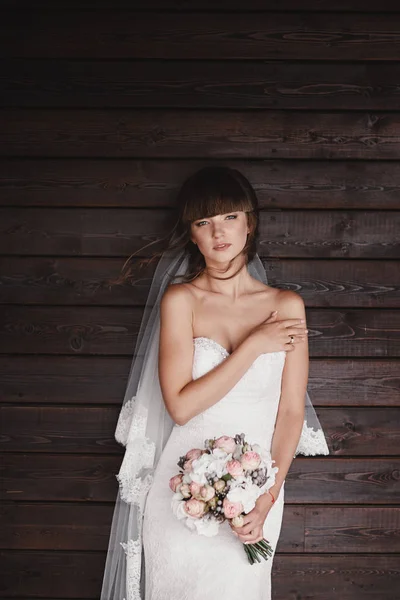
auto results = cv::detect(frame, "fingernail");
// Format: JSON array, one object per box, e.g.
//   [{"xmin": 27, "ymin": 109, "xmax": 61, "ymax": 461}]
[{"xmin": 272, "ymin": 310, "xmax": 278, "ymax": 315}]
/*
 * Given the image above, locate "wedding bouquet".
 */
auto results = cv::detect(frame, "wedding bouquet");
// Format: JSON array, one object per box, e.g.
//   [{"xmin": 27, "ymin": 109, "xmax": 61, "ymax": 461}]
[{"xmin": 169, "ymin": 433, "xmax": 279, "ymax": 565}]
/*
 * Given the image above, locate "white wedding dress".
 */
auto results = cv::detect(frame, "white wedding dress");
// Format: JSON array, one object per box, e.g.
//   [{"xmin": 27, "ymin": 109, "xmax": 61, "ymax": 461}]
[{"xmin": 142, "ymin": 337, "xmax": 287, "ymax": 600}]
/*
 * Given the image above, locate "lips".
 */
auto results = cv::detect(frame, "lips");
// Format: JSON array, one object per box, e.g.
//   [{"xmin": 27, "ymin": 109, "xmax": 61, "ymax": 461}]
[{"xmin": 213, "ymin": 243, "xmax": 231, "ymax": 250}]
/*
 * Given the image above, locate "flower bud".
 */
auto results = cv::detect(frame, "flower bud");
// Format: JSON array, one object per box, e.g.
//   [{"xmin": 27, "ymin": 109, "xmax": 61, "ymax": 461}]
[
  {"xmin": 231, "ymin": 515, "xmax": 245, "ymax": 528},
  {"xmin": 213, "ymin": 479, "xmax": 226, "ymax": 493}
]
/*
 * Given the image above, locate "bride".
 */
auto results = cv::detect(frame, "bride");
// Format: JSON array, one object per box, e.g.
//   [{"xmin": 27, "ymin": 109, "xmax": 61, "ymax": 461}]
[{"xmin": 100, "ymin": 166, "xmax": 329, "ymax": 600}]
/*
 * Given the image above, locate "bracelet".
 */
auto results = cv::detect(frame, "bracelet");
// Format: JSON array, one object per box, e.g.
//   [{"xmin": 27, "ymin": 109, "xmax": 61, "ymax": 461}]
[{"xmin": 267, "ymin": 490, "xmax": 275, "ymax": 504}]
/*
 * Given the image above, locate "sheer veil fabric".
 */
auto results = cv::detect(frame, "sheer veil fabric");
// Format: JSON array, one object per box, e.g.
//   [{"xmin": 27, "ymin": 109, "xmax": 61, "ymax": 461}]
[{"xmin": 100, "ymin": 249, "xmax": 329, "ymax": 600}]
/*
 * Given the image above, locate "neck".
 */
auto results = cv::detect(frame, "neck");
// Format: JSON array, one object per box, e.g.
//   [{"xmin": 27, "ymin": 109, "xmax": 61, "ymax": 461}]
[{"xmin": 202, "ymin": 257, "xmax": 252, "ymax": 300}]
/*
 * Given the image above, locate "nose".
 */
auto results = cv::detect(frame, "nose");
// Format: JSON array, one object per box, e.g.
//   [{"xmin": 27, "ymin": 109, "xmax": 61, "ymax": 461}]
[{"xmin": 212, "ymin": 219, "xmax": 225, "ymax": 239}]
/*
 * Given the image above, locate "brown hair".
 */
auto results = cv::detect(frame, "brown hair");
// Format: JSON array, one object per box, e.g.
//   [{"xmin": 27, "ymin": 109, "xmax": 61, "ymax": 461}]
[{"xmin": 112, "ymin": 166, "xmax": 260, "ymax": 286}]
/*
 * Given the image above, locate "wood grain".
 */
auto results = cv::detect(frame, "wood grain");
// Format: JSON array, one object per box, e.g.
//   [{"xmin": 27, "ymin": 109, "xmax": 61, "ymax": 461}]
[
  {"xmin": 3, "ymin": 1, "xmax": 400, "ymax": 11},
  {"xmin": 2, "ymin": 159, "xmax": 400, "ymax": 209},
  {"xmin": 3, "ymin": 110, "xmax": 400, "ymax": 159},
  {"xmin": 2, "ymin": 503, "xmax": 399, "ymax": 553},
  {"xmin": 1, "ymin": 209, "xmax": 399, "ymax": 258},
  {"xmin": 0, "ymin": 550, "xmax": 398, "ymax": 599},
  {"xmin": 3, "ymin": 60, "xmax": 400, "ymax": 110},
  {"xmin": 2, "ymin": 455, "xmax": 399, "ymax": 503},
  {"xmin": 3, "ymin": 12, "xmax": 400, "ymax": 60},
  {"xmin": 1, "ymin": 406, "xmax": 399, "ymax": 455},
  {"xmin": 1, "ymin": 306, "xmax": 398, "ymax": 356},
  {"xmin": 1, "ymin": 257, "xmax": 399, "ymax": 307},
  {"xmin": 1, "ymin": 356, "xmax": 398, "ymax": 406}
]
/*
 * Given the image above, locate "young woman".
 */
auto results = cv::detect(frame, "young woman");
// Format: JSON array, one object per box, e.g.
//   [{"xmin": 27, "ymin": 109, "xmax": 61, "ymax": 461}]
[{"xmin": 100, "ymin": 166, "xmax": 329, "ymax": 600}]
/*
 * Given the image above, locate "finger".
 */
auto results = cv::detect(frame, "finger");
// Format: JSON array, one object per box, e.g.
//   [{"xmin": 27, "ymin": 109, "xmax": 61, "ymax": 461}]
[
  {"xmin": 238, "ymin": 532, "xmax": 263, "ymax": 543},
  {"xmin": 280, "ymin": 318, "xmax": 306, "ymax": 327},
  {"xmin": 284, "ymin": 343, "xmax": 296, "ymax": 351},
  {"xmin": 265, "ymin": 311, "xmax": 278, "ymax": 322},
  {"xmin": 238, "ymin": 523, "xmax": 255, "ymax": 536},
  {"xmin": 285, "ymin": 327, "xmax": 308, "ymax": 335},
  {"xmin": 288, "ymin": 336, "xmax": 306, "ymax": 344},
  {"xmin": 245, "ymin": 536, "xmax": 264, "ymax": 545},
  {"xmin": 231, "ymin": 517, "xmax": 253, "ymax": 534}
]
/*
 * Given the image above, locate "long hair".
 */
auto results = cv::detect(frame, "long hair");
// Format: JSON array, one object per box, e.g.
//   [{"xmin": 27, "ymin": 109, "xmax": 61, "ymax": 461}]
[{"xmin": 111, "ymin": 166, "xmax": 260, "ymax": 285}]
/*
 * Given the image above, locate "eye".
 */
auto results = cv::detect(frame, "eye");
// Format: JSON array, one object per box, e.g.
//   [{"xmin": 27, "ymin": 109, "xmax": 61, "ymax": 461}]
[
  {"xmin": 225, "ymin": 214, "xmax": 237, "ymax": 220},
  {"xmin": 196, "ymin": 220, "xmax": 208, "ymax": 227}
]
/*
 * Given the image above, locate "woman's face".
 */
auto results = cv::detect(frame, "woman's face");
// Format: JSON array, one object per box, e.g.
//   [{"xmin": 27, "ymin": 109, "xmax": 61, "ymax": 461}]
[{"xmin": 190, "ymin": 210, "xmax": 250, "ymax": 264}]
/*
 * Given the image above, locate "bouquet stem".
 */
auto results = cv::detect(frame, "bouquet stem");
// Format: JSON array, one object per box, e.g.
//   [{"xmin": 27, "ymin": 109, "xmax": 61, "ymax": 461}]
[{"xmin": 243, "ymin": 538, "xmax": 273, "ymax": 565}]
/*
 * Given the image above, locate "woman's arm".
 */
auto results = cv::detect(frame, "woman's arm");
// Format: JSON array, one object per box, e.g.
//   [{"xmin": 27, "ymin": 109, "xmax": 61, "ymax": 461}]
[
  {"xmin": 158, "ymin": 284, "xmax": 261, "ymax": 426},
  {"xmin": 231, "ymin": 290, "xmax": 308, "ymax": 544},
  {"xmin": 262, "ymin": 290, "xmax": 308, "ymax": 503}
]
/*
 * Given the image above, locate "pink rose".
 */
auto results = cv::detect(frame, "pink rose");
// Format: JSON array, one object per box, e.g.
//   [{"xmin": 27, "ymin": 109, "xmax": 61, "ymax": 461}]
[
  {"xmin": 185, "ymin": 448, "xmax": 203, "ymax": 461},
  {"xmin": 200, "ymin": 484, "xmax": 215, "ymax": 502},
  {"xmin": 214, "ymin": 436, "xmax": 236, "ymax": 454},
  {"xmin": 189, "ymin": 481, "xmax": 202, "ymax": 499},
  {"xmin": 241, "ymin": 451, "xmax": 261, "ymax": 471},
  {"xmin": 180, "ymin": 483, "xmax": 191, "ymax": 498},
  {"xmin": 169, "ymin": 474, "xmax": 183, "ymax": 493},
  {"xmin": 184, "ymin": 498, "xmax": 207, "ymax": 519},
  {"xmin": 183, "ymin": 458, "xmax": 194, "ymax": 473},
  {"xmin": 226, "ymin": 459, "xmax": 244, "ymax": 479},
  {"xmin": 223, "ymin": 498, "xmax": 244, "ymax": 520}
]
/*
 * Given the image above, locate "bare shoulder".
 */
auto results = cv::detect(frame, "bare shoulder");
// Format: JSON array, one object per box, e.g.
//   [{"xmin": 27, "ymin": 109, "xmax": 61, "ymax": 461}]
[
  {"xmin": 161, "ymin": 282, "xmax": 194, "ymax": 312},
  {"xmin": 275, "ymin": 289, "xmax": 306, "ymax": 319}
]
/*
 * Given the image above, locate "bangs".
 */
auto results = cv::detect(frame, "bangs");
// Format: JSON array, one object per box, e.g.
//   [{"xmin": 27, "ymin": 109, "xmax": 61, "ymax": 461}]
[{"xmin": 178, "ymin": 167, "xmax": 255, "ymax": 225}]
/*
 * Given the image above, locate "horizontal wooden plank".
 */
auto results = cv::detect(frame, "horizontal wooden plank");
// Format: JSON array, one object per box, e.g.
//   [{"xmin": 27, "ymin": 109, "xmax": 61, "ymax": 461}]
[
  {"xmin": 0, "ymin": 549, "xmax": 104, "ymax": 598},
  {"xmin": 1, "ymin": 356, "xmax": 398, "ymax": 407},
  {"xmin": 3, "ymin": 60, "xmax": 400, "ymax": 110},
  {"xmin": 303, "ymin": 506, "xmax": 400, "ymax": 553},
  {"xmin": 1, "ymin": 454, "xmax": 121, "ymax": 503},
  {"xmin": 0, "ymin": 550, "xmax": 398, "ymax": 599},
  {"xmin": 2, "ymin": 12, "xmax": 400, "ymax": 60},
  {"xmin": 2, "ymin": 159, "xmax": 400, "ymax": 209},
  {"xmin": 272, "ymin": 554, "xmax": 400, "ymax": 599},
  {"xmin": 2, "ymin": 455, "xmax": 399, "ymax": 503},
  {"xmin": 1, "ymin": 306, "xmax": 399, "ymax": 357},
  {"xmin": 3, "ymin": 1, "xmax": 400, "ymax": 11},
  {"xmin": 1, "ymin": 503, "xmax": 399, "ymax": 554},
  {"xmin": 1, "ymin": 406, "xmax": 399, "ymax": 456},
  {"xmin": 3, "ymin": 111, "xmax": 400, "ymax": 160},
  {"xmin": 1, "ymin": 209, "xmax": 399, "ymax": 259},
  {"xmin": 1, "ymin": 257, "xmax": 399, "ymax": 308},
  {"xmin": 0, "ymin": 356, "xmax": 131, "ymax": 405}
]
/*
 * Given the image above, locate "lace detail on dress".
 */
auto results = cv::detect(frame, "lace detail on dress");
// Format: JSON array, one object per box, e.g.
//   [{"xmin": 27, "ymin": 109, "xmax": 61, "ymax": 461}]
[
  {"xmin": 194, "ymin": 337, "xmax": 230, "ymax": 358},
  {"xmin": 120, "ymin": 538, "xmax": 142, "ymax": 600},
  {"xmin": 295, "ymin": 420, "xmax": 330, "ymax": 456},
  {"xmin": 116, "ymin": 404, "xmax": 156, "ymax": 504},
  {"xmin": 115, "ymin": 396, "xmax": 135, "ymax": 446},
  {"xmin": 193, "ymin": 336, "xmax": 285, "ymax": 363}
]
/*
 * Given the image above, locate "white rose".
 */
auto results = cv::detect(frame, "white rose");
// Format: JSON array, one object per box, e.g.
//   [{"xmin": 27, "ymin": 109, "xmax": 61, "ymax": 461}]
[
  {"xmin": 227, "ymin": 482, "xmax": 263, "ymax": 514},
  {"xmin": 192, "ymin": 516, "xmax": 220, "ymax": 537},
  {"xmin": 190, "ymin": 453, "xmax": 213, "ymax": 484},
  {"xmin": 171, "ymin": 497, "xmax": 187, "ymax": 520}
]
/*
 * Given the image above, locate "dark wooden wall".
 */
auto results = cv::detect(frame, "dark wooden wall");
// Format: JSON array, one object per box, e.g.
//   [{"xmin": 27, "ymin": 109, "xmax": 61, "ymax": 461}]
[{"xmin": 1, "ymin": 1, "xmax": 400, "ymax": 598}]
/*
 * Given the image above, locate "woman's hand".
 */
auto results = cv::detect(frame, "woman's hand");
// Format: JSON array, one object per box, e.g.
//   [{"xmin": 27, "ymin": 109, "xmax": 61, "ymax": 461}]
[
  {"xmin": 229, "ymin": 494, "xmax": 274, "ymax": 544},
  {"xmin": 247, "ymin": 311, "xmax": 308, "ymax": 354}
]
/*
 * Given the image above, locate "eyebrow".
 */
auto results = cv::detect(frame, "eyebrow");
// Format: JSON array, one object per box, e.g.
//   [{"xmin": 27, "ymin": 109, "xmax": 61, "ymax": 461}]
[{"xmin": 195, "ymin": 211, "xmax": 239, "ymax": 221}]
